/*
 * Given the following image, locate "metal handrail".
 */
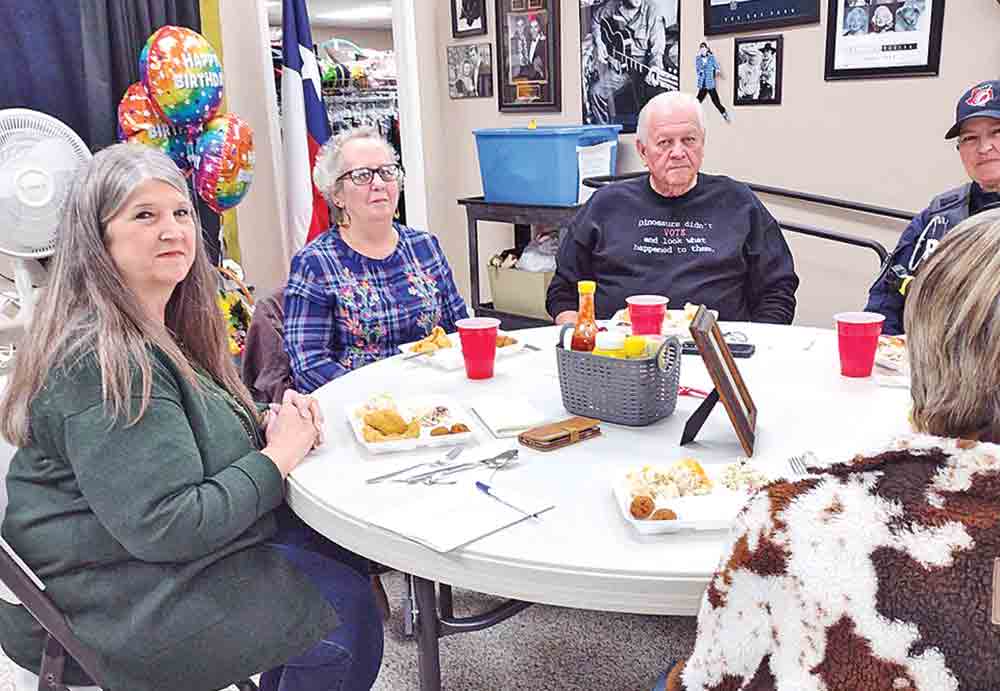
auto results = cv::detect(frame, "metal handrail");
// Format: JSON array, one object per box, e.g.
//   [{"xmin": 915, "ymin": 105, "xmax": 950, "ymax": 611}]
[{"xmin": 581, "ymin": 173, "xmax": 894, "ymax": 264}]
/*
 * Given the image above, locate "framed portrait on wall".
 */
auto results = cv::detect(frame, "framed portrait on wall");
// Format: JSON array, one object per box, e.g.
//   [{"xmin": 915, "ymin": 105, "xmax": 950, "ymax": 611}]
[
  {"xmin": 825, "ymin": 0, "xmax": 945, "ymax": 80},
  {"xmin": 496, "ymin": 0, "xmax": 561, "ymax": 112},
  {"xmin": 734, "ymin": 35, "xmax": 783, "ymax": 106},
  {"xmin": 452, "ymin": 0, "xmax": 488, "ymax": 38},
  {"xmin": 447, "ymin": 44, "xmax": 494, "ymax": 99},
  {"xmin": 580, "ymin": 0, "xmax": 680, "ymax": 134},
  {"xmin": 703, "ymin": 0, "xmax": 819, "ymax": 36}
]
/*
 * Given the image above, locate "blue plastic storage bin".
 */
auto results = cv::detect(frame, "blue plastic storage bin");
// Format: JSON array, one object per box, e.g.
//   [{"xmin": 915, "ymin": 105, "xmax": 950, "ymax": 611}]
[{"xmin": 473, "ymin": 125, "xmax": 622, "ymax": 206}]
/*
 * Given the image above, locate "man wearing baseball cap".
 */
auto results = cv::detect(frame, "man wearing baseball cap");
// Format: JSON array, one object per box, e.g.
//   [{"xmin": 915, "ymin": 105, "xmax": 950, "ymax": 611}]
[{"xmin": 865, "ymin": 79, "xmax": 1000, "ymax": 334}]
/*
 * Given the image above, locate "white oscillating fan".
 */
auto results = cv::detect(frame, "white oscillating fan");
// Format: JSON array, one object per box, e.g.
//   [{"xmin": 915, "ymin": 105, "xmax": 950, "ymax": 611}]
[{"xmin": 0, "ymin": 108, "xmax": 91, "ymax": 340}]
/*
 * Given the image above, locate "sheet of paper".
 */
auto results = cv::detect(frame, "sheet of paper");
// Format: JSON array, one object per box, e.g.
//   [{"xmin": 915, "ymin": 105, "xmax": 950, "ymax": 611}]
[
  {"xmin": 364, "ymin": 482, "xmax": 554, "ymax": 553},
  {"xmin": 578, "ymin": 141, "xmax": 615, "ymax": 204}
]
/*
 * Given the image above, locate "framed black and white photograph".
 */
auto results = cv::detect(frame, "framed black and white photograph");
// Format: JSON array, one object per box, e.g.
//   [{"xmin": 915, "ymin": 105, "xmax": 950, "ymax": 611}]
[
  {"xmin": 447, "ymin": 43, "xmax": 494, "ymax": 99},
  {"xmin": 825, "ymin": 0, "xmax": 945, "ymax": 81},
  {"xmin": 580, "ymin": 0, "xmax": 680, "ymax": 134},
  {"xmin": 734, "ymin": 35, "xmax": 783, "ymax": 106},
  {"xmin": 704, "ymin": 0, "xmax": 819, "ymax": 36},
  {"xmin": 496, "ymin": 0, "xmax": 561, "ymax": 112},
  {"xmin": 452, "ymin": 0, "xmax": 488, "ymax": 38}
]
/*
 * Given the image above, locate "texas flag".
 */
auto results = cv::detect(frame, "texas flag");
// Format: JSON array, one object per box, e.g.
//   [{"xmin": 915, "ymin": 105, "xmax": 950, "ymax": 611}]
[{"xmin": 282, "ymin": 0, "xmax": 332, "ymax": 250}]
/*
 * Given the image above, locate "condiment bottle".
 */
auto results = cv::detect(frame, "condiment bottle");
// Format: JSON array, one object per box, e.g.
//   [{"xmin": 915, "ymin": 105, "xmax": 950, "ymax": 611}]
[
  {"xmin": 592, "ymin": 331, "xmax": 626, "ymax": 358},
  {"xmin": 571, "ymin": 280, "xmax": 599, "ymax": 352}
]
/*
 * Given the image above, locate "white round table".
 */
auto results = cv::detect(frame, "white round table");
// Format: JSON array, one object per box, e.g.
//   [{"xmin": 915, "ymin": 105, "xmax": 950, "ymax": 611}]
[{"xmin": 287, "ymin": 323, "xmax": 911, "ymax": 689}]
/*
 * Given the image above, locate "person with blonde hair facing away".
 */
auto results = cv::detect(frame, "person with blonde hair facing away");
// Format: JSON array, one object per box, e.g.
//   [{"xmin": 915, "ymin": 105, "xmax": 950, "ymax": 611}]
[
  {"xmin": 0, "ymin": 144, "xmax": 383, "ymax": 691},
  {"xmin": 663, "ymin": 211, "xmax": 1000, "ymax": 691},
  {"xmin": 284, "ymin": 126, "xmax": 467, "ymax": 393}
]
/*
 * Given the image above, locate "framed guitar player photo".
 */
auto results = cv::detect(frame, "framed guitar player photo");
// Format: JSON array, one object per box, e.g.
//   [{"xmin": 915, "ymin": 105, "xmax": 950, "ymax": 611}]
[
  {"xmin": 496, "ymin": 0, "xmax": 562, "ymax": 112},
  {"xmin": 688, "ymin": 306, "xmax": 757, "ymax": 456},
  {"xmin": 580, "ymin": 0, "xmax": 680, "ymax": 134}
]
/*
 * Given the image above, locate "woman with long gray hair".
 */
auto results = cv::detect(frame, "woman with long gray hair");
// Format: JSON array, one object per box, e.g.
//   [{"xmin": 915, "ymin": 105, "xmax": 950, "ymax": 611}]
[
  {"xmin": 663, "ymin": 211, "xmax": 1000, "ymax": 690},
  {"xmin": 284, "ymin": 126, "xmax": 467, "ymax": 392},
  {"xmin": 0, "ymin": 144, "xmax": 382, "ymax": 691}
]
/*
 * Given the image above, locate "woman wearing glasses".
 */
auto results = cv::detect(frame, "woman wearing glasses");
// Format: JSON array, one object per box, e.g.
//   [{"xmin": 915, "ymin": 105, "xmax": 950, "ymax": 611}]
[{"xmin": 284, "ymin": 127, "xmax": 468, "ymax": 392}]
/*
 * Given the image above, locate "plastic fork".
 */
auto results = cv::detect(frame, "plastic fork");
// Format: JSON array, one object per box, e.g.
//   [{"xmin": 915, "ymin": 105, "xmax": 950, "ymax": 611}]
[
  {"xmin": 365, "ymin": 446, "xmax": 464, "ymax": 484},
  {"xmin": 398, "ymin": 448, "xmax": 519, "ymax": 484},
  {"xmin": 787, "ymin": 452, "xmax": 815, "ymax": 476}
]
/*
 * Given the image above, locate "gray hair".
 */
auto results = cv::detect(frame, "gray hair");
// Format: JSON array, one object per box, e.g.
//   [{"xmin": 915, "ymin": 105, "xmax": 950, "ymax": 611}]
[
  {"xmin": 0, "ymin": 143, "xmax": 255, "ymax": 444},
  {"xmin": 905, "ymin": 209, "xmax": 1000, "ymax": 443},
  {"xmin": 313, "ymin": 126, "xmax": 400, "ymax": 226},
  {"xmin": 637, "ymin": 92, "xmax": 705, "ymax": 143}
]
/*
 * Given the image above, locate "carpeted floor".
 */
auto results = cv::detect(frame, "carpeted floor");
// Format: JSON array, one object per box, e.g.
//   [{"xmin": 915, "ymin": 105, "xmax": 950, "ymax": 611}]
[
  {"xmin": 0, "ymin": 571, "xmax": 697, "ymax": 690},
  {"xmin": 371, "ymin": 572, "xmax": 697, "ymax": 691}
]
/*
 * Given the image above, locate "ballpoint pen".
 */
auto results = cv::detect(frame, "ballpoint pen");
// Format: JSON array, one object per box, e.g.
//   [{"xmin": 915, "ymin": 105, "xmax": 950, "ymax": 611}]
[{"xmin": 475, "ymin": 481, "xmax": 544, "ymax": 520}]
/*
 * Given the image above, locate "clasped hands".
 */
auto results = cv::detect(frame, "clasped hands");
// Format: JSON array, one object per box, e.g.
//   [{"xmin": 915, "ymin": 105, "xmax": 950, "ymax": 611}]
[{"xmin": 262, "ymin": 389, "xmax": 326, "ymax": 449}]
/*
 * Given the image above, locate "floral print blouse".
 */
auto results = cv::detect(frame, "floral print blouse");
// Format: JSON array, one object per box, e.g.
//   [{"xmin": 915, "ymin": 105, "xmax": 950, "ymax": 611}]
[{"xmin": 283, "ymin": 223, "xmax": 469, "ymax": 393}]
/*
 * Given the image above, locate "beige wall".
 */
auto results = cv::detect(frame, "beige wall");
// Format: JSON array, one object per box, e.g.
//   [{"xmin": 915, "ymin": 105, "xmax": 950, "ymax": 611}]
[
  {"xmin": 421, "ymin": 1, "xmax": 1000, "ymax": 327},
  {"xmin": 310, "ymin": 26, "xmax": 394, "ymax": 51},
  {"xmin": 220, "ymin": 0, "xmax": 288, "ymax": 298}
]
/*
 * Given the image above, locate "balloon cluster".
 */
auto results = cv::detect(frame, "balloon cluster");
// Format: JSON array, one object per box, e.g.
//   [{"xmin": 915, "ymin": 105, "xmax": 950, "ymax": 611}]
[{"xmin": 117, "ymin": 26, "xmax": 254, "ymax": 214}]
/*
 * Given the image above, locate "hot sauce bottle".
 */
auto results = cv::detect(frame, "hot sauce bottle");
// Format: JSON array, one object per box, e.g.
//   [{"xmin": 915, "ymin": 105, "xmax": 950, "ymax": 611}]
[{"xmin": 571, "ymin": 280, "xmax": 598, "ymax": 352}]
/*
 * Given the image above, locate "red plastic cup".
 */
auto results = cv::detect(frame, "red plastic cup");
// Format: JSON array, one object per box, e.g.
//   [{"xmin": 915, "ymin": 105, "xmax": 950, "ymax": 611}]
[
  {"xmin": 834, "ymin": 312, "xmax": 885, "ymax": 377},
  {"xmin": 456, "ymin": 317, "xmax": 501, "ymax": 380},
  {"xmin": 626, "ymin": 295, "xmax": 669, "ymax": 336}
]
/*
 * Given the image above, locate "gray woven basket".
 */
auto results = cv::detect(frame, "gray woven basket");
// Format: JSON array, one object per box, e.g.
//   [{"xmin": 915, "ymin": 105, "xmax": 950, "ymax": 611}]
[{"xmin": 555, "ymin": 325, "xmax": 682, "ymax": 426}]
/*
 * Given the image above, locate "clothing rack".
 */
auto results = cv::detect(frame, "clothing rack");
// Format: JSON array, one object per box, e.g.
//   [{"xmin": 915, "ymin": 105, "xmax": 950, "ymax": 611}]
[{"xmin": 322, "ymin": 86, "xmax": 399, "ymax": 135}]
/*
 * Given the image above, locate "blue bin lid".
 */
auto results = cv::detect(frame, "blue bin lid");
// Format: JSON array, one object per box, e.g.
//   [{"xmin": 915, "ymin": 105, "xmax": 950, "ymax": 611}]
[{"xmin": 473, "ymin": 124, "xmax": 623, "ymax": 137}]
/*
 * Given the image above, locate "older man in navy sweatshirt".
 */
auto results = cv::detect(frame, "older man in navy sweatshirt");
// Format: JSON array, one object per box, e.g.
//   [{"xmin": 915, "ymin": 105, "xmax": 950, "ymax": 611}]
[{"xmin": 547, "ymin": 91, "xmax": 799, "ymax": 325}]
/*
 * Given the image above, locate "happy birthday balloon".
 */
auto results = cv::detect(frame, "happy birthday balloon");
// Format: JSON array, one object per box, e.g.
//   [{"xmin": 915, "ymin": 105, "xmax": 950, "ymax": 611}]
[
  {"xmin": 192, "ymin": 113, "xmax": 254, "ymax": 214},
  {"xmin": 118, "ymin": 81, "xmax": 197, "ymax": 173},
  {"xmin": 141, "ymin": 25, "xmax": 224, "ymax": 128}
]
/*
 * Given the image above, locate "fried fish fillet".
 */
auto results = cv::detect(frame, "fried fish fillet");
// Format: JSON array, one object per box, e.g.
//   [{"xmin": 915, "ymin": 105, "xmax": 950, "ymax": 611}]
[{"xmin": 363, "ymin": 409, "xmax": 409, "ymax": 435}]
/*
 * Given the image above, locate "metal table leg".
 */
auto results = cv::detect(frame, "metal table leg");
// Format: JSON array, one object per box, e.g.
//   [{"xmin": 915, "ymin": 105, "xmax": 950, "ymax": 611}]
[
  {"xmin": 408, "ymin": 574, "xmax": 534, "ymax": 691},
  {"xmin": 438, "ymin": 583, "xmax": 454, "ymax": 619},
  {"xmin": 413, "ymin": 576, "xmax": 443, "ymax": 691}
]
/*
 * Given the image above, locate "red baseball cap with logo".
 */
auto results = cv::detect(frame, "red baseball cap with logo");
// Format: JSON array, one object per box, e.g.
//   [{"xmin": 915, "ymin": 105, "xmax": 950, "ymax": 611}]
[{"xmin": 945, "ymin": 80, "xmax": 1000, "ymax": 139}]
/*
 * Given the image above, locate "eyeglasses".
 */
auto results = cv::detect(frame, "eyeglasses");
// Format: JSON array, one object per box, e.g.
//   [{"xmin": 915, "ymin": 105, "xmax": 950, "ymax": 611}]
[
  {"xmin": 336, "ymin": 164, "xmax": 404, "ymax": 185},
  {"xmin": 956, "ymin": 127, "xmax": 1000, "ymax": 152}
]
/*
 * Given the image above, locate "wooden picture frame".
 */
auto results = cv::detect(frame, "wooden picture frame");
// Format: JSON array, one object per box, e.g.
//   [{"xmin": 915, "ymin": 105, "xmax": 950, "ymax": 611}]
[
  {"xmin": 452, "ymin": 0, "xmax": 488, "ymax": 38},
  {"xmin": 688, "ymin": 306, "xmax": 757, "ymax": 456},
  {"xmin": 496, "ymin": 0, "xmax": 561, "ymax": 112},
  {"xmin": 824, "ymin": 0, "xmax": 945, "ymax": 81},
  {"xmin": 733, "ymin": 35, "xmax": 783, "ymax": 106},
  {"xmin": 703, "ymin": 0, "xmax": 819, "ymax": 36}
]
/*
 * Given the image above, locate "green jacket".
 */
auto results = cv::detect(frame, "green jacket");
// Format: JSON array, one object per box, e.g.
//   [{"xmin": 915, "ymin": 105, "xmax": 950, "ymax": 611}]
[{"xmin": 0, "ymin": 348, "xmax": 339, "ymax": 690}]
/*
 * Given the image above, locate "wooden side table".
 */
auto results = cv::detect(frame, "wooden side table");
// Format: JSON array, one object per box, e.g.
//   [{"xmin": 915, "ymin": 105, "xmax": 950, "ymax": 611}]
[{"xmin": 457, "ymin": 196, "xmax": 581, "ymax": 330}]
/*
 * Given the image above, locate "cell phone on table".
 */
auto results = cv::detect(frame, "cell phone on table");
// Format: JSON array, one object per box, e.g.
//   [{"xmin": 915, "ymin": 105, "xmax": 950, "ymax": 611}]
[{"xmin": 682, "ymin": 340, "xmax": 756, "ymax": 358}]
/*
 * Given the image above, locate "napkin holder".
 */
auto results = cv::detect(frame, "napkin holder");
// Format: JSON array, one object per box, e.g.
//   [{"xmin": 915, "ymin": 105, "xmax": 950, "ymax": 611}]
[{"xmin": 518, "ymin": 416, "xmax": 601, "ymax": 452}]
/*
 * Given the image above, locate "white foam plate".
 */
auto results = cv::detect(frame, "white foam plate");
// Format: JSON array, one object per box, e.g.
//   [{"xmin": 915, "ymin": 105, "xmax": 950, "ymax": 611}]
[
  {"xmin": 397, "ymin": 331, "xmax": 524, "ymax": 371},
  {"xmin": 609, "ymin": 308, "xmax": 719, "ymax": 336},
  {"xmin": 346, "ymin": 395, "xmax": 476, "ymax": 454},
  {"xmin": 611, "ymin": 467, "xmax": 758, "ymax": 535}
]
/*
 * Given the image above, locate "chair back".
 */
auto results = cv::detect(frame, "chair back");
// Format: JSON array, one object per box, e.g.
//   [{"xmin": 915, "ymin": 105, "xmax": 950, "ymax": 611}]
[{"xmin": 240, "ymin": 289, "xmax": 291, "ymax": 403}]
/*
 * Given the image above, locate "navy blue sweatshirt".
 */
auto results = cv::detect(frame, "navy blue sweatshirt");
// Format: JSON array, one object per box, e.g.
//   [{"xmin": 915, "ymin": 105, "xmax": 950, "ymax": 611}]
[{"xmin": 546, "ymin": 174, "xmax": 799, "ymax": 323}]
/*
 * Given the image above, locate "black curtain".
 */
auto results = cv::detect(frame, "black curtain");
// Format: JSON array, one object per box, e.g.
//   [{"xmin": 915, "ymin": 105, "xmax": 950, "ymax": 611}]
[{"xmin": 0, "ymin": 0, "xmax": 221, "ymax": 263}]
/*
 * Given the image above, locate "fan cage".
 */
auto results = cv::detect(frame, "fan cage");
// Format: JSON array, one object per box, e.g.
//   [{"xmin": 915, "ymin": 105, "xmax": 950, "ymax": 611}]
[{"xmin": 0, "ymin": 108, "xmax": 91, "ymax": 259}]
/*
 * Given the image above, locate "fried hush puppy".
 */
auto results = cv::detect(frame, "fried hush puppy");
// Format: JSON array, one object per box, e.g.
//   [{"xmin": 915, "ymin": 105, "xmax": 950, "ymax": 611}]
[
  {"xmin": 430, "ymin": 423, "xmax": 469, "ymax": 436},
  {"xmin": 650, "ymin": 508, "xmax": 678, "ymax": 521},
  {"xmin": 629, "ymin": 495, "xmax": 655, "ymax": 520},
  {"xmin": 629, "ymin": 496, "xmax": 678, "ymax": 521}
]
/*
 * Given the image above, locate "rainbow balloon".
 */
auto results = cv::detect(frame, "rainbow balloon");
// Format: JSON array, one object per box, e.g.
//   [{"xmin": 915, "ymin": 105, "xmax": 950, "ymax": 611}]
[
  {"xmin": 118, "ymin": 81, "xmax": 197, "ymax": 173},
  {"xmin": 192, "ymin": 113, "xmax": 254, "ymax": 214},
  {"xmin": 141, "ymin": 26, "xmax": 223, "ymax": 128}
]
